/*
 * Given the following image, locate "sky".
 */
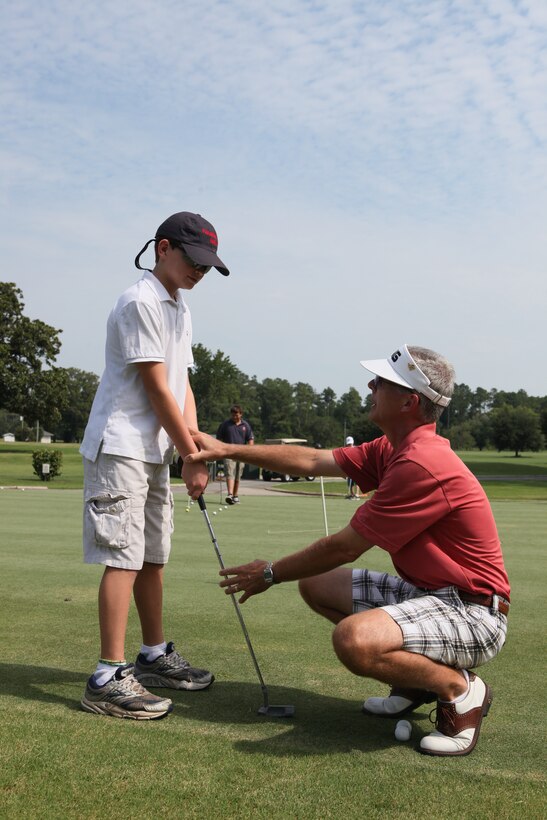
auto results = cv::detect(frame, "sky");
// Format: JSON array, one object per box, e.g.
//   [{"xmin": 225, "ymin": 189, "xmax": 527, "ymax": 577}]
[{"xmin": 2, "ymin": 0, "xmax": 546, "ymax": 401}]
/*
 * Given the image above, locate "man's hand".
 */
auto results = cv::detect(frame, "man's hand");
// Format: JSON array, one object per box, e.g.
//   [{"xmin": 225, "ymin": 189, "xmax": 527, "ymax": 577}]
[
  {"xmin": 186, "ymin": 431, "xmax": 230, "ymax": 464},
  {"xmin": 219, "ymin": 559, "xmax": 271, "ymax": 603},
  {"xmin": 181, "ymin": 460, "xmax": 209, "ymax": 499}
]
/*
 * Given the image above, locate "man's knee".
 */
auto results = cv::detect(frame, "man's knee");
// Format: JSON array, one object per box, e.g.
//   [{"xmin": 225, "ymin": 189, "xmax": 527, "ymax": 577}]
[
  {"xmin": 298, "ymin": 577, "xmax": 316, "ymax": 606},
  {"xmin": 332, "ymin": 616, "xmax": 370, "ymax": 668},
  {"xmin": 298, "ymin": 568, "xmax": 353, "ymax": 614},
  {"xmin": 332, "ymin": 610, "xmax": 399, "ymax": 672}
]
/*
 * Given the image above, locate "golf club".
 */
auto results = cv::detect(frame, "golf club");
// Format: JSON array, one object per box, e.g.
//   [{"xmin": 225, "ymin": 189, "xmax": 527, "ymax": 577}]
[{"xmin": 197, "ymin": 495, "xmax": 294, "ymax": 718}]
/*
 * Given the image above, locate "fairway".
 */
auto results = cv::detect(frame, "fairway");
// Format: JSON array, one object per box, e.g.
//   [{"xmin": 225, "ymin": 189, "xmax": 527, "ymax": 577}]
[{"xmin": 0, "ymin": 490, "xmax": 545, "ymax": 819}]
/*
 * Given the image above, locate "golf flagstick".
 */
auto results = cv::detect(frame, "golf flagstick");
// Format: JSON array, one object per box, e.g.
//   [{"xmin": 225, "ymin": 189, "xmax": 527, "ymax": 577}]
[
  {"xmin": 319, "ymin": 476, "xmax": 329, "ymax": 536},
  {"xmin": 314, "ymin": 444, "xmax": 329, "ymax": 536},
  {"xmin": 197, "ymin": 495, "xmax": 294, "ymax": 717}
]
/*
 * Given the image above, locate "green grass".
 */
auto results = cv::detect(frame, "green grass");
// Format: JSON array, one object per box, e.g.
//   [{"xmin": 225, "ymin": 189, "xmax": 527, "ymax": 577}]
[
  {"xmin": 0, "ymin": 491, "xmax": 545, "ymax": 818},
  {"xmin": 456, "ymin": 450, "xmax": 547, "ymax": 475},
  {"xmin": 0, "ymin": 443, "xmax": 86, "ymax": 489},
  {"xmin": 1, "ymin": 443, "xmax": 546, "ymax": 498}
]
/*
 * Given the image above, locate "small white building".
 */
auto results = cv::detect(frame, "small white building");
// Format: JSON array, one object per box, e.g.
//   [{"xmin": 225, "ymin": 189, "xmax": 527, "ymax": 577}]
[
  {"xmin": 40, "ymin": 431, "xmax": 53, "ymax": 444},
  {"xmin": 2, "ymin": 433, "xmax": 15, "ymax": 443}
]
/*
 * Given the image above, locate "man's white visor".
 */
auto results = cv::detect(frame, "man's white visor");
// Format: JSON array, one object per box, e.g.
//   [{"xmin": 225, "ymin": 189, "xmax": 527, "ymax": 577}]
[{"xmin": 360, "ymin": 344, "xmax": 451, "ymax": 407}]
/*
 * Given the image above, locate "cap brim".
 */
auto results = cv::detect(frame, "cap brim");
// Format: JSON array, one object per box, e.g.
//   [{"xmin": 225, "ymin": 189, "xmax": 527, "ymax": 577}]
[
  {"xmin": 182, "ymin": 243, "xmax": 230, "ymax": 276},
  {"xmin": 359, "ymin": 358, "xmax": 413, "ymax": 390}
]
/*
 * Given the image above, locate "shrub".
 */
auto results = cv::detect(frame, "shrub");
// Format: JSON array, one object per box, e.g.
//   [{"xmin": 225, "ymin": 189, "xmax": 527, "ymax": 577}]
[{"xmin": 32, "ymin": 449, "xmax": 63, "ymax": 481}]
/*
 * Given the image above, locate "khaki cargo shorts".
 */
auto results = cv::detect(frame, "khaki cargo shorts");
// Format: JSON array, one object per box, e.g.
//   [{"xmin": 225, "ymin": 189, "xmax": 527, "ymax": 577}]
[
  {"xmin": 224, "ymin": 458, "xmax": 245, "ymax": 480},
  {"xmin": 83, "ymin": 452, "xmax": 173, "ymax": 570}
]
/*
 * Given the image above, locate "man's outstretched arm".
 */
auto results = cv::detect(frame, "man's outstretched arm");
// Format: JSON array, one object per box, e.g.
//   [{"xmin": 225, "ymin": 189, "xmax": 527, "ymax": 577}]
[
  {"xmin": 219, "ymin": 524, "xmax": 374, "ymax": 603},
  {"xmin": 186, "ymin": 431, "xmax": 346, "ymax": 478}
]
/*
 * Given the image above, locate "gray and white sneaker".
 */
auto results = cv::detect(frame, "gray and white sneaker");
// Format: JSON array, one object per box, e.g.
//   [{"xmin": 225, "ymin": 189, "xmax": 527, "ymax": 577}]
[
  {"xmin": 81, "ymin": 664, "xmax": 173, "ymax": 720},
  {"xmin": 134, "ymin": 641, "xmax": 214, "ymax": 691}
]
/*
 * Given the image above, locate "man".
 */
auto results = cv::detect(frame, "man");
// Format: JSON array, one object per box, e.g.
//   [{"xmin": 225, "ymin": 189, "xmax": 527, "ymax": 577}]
[
  {"xmin": 79, "ymin": 211, "xmax": 230, "ymax": 719},
  {"xmin": 187, "ymin": 345, "xmax": 510, "ymax": 756},
  {"xmin": 216, "ymin": 405, "xmax": 254, "ymax": 504},
  {"xmin": 344, "ymin": 435, "xmax": 360, "ymax": 499}
]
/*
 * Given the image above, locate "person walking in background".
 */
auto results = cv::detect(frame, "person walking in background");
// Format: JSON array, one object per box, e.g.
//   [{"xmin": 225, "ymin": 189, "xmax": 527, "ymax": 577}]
[
  {"xmin": 79, "ymin": 211, "xmax": 230, "ymax": 720},
  {"xmin": 344, "ymin": 436, "xmax": 360, "ymax": 499},
  {"xmin": 216, "ymin": 405, "xmax": 254, "ymax": 504}
]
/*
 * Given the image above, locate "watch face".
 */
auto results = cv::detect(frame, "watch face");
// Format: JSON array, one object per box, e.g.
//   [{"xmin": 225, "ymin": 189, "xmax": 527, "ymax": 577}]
[{"xmin": 263, "ymin": 565, "xmax": 274, "ymax": 584}]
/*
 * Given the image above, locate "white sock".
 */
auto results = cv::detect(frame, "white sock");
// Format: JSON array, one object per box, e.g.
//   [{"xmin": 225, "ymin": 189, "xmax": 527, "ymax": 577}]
[
  {"xmin": 94, "ymin": 659, "xmax": 125, "ymax": 687},
  {"xmin": 140, "ymin": 641, "xmax": 167, "ymax": 662},
  {"xmin": 441, "ymin": 669, "xmax": 470, "ymax": 704}
]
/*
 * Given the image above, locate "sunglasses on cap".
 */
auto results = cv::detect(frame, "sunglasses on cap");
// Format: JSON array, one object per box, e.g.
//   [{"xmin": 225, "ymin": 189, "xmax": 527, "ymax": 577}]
[{"xmin": 176, "ymin": 245, "xmax": 212, "ymax": 274}]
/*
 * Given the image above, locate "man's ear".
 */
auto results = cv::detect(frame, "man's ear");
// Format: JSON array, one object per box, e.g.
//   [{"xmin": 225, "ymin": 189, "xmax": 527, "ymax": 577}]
[{"xmin": 401, "ymin": 392, "xmax": 421, "ymax": 414}]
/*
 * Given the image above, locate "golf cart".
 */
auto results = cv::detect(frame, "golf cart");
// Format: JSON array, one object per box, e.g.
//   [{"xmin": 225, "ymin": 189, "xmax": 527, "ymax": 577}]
[{"xmin": 261, "ymin": 439, "xmax": 315, "ymax": 482}]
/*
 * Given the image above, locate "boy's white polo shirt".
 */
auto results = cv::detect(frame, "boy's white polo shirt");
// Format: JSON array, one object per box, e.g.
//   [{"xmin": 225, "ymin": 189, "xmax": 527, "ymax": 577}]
[{"xmin": 80, "ymin": 272, "xmax": 193, "ymax": 465}]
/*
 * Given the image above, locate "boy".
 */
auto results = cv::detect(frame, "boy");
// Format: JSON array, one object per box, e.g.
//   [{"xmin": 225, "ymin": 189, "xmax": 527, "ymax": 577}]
[{"xmin": 79, "ymin": 211, "xmax": 230, "ymax": 719}]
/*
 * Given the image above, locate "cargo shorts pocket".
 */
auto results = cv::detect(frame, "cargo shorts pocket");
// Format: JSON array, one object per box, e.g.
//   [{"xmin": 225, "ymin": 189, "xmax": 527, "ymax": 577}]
[{"xmin": 85, "ymin": 492, "xmax": 131, "ymax": 549}]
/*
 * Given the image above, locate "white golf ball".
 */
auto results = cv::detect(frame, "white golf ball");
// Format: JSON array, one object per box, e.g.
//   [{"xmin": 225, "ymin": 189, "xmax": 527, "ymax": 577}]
[
  {"xmin": 213, "ymin": 511, "xmax": 217, "ymax": 515},
  {"xmin": 394, "ymin": 720, "xmax": 412, "ymax": 741}
]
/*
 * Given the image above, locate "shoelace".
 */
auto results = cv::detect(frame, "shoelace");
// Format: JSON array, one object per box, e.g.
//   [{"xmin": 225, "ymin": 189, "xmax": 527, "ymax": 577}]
[
  {"xmin": 117, "ymin": 673, "xmax": 149, "ymax": 696},
  {"xmin": 428, "ymin": 703, "xmax": 457, "ymax": 732},
  {"xmin": 165, "ymin": 650, "xmax": 190, "ymax": 670}
]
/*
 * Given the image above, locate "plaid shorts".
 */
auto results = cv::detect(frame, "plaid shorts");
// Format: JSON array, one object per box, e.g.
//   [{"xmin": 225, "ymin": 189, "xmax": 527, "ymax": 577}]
[{"xmin": 352, "ymin": 569, "xmax": 508, "ymax": 669}]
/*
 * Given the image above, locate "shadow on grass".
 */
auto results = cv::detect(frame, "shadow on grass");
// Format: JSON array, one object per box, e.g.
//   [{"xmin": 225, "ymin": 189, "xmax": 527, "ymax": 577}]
[{"xmin": 0, "ymin": 663, "xmax": 433, "ymax": 756}]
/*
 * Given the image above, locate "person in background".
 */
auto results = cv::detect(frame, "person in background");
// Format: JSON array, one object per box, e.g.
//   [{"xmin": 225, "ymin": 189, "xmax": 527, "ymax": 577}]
[
  {"xmin": 344, "ymin": 436, "xmax": 360, "ymax": 499},
  {"xmin": 216, "ymin": 405, "xmax": 254, "ymax": 504}
]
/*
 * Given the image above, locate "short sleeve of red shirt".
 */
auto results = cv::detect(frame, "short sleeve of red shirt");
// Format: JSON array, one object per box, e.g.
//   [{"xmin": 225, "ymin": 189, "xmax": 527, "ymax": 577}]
[
  {"xmin": 333, "ymin": 437, "xmax": 390, "ymax": 493},
  {"xmin": 349, "ymin": 459, "xmax": 451, "ymax": 554}
]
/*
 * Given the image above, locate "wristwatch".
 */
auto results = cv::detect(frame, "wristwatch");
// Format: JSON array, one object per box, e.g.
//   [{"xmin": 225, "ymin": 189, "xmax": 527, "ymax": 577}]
[{"xmin": 263, "ymin": 561, "xmax": 275, "ymax": 585}]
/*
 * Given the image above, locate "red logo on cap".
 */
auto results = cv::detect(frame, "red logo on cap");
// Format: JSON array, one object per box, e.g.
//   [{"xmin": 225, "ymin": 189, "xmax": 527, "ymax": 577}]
[{"xmin": 202, "ymin": 228, "xmax": 218, "ymax": 247}]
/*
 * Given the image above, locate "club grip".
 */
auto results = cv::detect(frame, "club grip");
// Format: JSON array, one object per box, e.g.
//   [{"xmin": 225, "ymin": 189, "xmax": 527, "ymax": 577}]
[{"xmin": 198, "ymin": 495, "xmax": 206, "ymax": 511}]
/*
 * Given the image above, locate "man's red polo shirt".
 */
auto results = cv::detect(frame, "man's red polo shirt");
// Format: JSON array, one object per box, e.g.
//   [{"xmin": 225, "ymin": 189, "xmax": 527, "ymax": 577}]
[{"xmin": 333, "ymin": 425, "xmax": 510, "ymax": 599}]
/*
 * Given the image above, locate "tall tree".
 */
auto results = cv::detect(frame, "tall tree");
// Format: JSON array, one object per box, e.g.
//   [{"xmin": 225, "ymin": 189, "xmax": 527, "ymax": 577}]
[
  {"xmin": 0, "ymin": 282, "xmax": 67, "ymax": 428},
  {"xmin": 470, "ymin": 387, "xmax": 491, "ymax": 416},
  {"xmin": 257, "ymin": 378, "xmax": 296, "ymax": 438},
  {"xmin": 448, "ymin": 383, "xmax": 474, "ymax": 425},
  {"xmin": 489, "ymin": 405, "xmax": 544, "ymax": 456},
  {"xmin": 293, "ymin": 381, "xmax": 319, "ymax": 439},
  {"xmin": 316, "ymin": 387, "xmax": 337, "ymax": 417},
  {"xmin": 53, "ymin": 368, "xmax": 100, "ymax": 442},
  {"xmin": 490, "ymin": 388, "xmax": 530, "ymax": 409},
  {"xmin": 334, "ymin": 387, "xmax": 365, "ymax": 438},
  {"xmin": 190, "ymin": 344, "xmax": 248, "ymax": 432}
]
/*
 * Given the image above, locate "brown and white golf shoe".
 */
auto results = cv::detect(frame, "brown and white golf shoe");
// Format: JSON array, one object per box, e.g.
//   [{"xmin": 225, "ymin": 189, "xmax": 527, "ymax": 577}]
[{"xmin": 419, "ymin": 672, "xmax": 493, "ymax": 756}]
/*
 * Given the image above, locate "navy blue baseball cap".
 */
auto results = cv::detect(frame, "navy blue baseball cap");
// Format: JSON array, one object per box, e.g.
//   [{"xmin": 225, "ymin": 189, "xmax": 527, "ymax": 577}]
[{"xmin": 135, "ymin": 211, "xmax": 230, "ymax": 275}]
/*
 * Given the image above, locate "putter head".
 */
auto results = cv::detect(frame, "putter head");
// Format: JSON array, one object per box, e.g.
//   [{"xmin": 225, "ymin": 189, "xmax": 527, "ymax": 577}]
[{"xmin": 258, "ymin": 704, "xmax": 295, "ymax": 718}]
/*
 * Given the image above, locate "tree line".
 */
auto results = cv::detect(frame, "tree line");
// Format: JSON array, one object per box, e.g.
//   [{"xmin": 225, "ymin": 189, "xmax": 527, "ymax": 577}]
[{"xmin": 1, "ymin": 281, "xmax": 545, "ymax": 455}]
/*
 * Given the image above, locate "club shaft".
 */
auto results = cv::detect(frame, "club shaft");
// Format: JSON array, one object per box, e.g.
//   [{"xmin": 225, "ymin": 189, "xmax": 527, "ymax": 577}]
[{"xmin": 197, "ymin": 495, "xmax": 269, "ymax": 707}]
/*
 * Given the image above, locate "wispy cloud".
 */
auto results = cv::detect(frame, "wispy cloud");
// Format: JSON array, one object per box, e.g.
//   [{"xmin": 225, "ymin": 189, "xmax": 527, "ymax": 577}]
[
  {"xmin": 3, "ymin": 1, "xmax": 546, "ymax": 208},
  {"xmin": 2, "ymin": 1, "xmax": 546, "ymax": 395}
]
